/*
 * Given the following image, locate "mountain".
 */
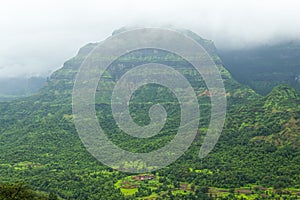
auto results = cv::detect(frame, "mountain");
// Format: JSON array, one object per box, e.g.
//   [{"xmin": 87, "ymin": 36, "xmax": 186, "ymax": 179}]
[
  {"xmin": 219, "ymin": 41, "xmax": 300, "ymax": 95},
  {"xmin": 0, "ymin": 29, "xmax": 299, "ymax": 199}
]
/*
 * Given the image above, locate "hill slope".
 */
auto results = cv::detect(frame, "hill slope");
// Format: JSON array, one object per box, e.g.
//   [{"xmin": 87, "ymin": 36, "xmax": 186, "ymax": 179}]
[{"xmin": 0, "ymin": 29, "xmax": 299, "ymax": 199}]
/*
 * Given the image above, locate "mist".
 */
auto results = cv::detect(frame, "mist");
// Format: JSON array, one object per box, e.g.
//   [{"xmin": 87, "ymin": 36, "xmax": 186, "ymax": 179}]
[{"xmin": 1, "ymin": 0, "xmax": 300, "ymax": 78}]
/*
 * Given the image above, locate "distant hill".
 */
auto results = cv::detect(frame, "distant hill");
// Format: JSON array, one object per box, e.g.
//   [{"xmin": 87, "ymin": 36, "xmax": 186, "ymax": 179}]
[
  {"xmin": 0, "ymin": 77, "xmax": 46, "ymax": 101},
  {"xmin": 219, "ymin": 41, "xmax": 300, "ymax": 95}
]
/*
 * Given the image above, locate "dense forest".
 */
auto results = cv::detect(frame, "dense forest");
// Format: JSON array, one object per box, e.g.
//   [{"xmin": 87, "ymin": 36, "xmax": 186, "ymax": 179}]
[{"xmin": 0, "ymin": 30, "xmax": 299, "ymax": 199}]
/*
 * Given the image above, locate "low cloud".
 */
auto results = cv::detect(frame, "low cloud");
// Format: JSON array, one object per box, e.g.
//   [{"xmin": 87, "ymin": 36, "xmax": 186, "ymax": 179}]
[{"xmin": 1, "ymin": 0, "xmax": 300, "ymax": 77}]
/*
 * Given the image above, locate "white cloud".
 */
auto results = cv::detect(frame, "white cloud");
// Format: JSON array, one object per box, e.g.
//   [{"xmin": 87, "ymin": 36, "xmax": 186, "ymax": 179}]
[{"xmin": 0, "ymin": 0, "xmax": 300, "ymax": 77}]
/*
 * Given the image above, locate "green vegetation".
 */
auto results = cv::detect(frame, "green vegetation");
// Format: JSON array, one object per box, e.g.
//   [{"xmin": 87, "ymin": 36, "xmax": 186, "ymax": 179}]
[
  {"xmin": 0, "ymin": 30, "xmax": 299, "ymax": 199},
  {"xmin": 0, "ymin": 182, "xmax": 58, "ymax": 200}
]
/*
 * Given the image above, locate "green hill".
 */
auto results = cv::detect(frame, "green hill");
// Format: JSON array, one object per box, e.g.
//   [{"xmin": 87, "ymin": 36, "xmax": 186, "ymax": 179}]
[{"xmin": 0, "ymin": 30, "xmax": 299, "ymax": 199}]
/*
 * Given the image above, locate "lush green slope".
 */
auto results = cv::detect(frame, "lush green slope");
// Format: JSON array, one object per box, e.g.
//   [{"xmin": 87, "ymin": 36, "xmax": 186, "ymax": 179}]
[
  {"xmin": 0, "ymin": 30, "xmax": 299, "ymax": 199},
  {"xmin": 0, "ymin": 182, "xmax": 58, "ymax": 200}
]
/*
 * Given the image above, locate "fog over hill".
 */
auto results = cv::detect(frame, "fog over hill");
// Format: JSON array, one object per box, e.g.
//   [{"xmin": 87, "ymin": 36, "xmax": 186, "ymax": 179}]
[
  {"xmin": 219, "ymin": 40, "xmax": 300, "ymax": 95},
  {"xmin": 0, "ymin": 76, "xmax": 46, "ymax": 101},
  {"xmin": 2, "ymin": 39, "xmax": 300, "ymax": 101}
]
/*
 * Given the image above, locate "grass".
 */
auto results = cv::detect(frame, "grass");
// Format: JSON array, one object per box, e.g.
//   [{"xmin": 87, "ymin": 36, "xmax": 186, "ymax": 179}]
[
  {"xmin": 13, "ymin": 161, "xmax": 43, "ymax": 170},
  {"xmin": 120, "ymin": 188, "xmax": 138, "ymax": 196},
  {"xmin": 115, "ymin": 174, "xmax": 300, "ymax": 199}
]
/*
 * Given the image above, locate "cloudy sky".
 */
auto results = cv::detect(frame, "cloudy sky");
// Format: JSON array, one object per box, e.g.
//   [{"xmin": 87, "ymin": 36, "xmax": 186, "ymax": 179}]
[{"xmin": 1, "ymin": 0, "xmax": 300, "ymax": 78}]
